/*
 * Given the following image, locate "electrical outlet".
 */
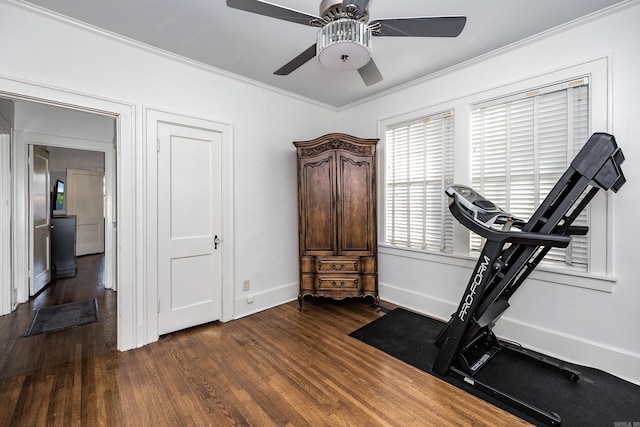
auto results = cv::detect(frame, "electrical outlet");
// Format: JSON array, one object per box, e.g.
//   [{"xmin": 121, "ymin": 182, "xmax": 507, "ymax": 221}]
[
  {"xmin": 242, "ymin": 280, "xmax": 250, "ymax": 291},
  {"xmin": 247, "ymin": 295, "xmax": 254, "ymax": 304}
]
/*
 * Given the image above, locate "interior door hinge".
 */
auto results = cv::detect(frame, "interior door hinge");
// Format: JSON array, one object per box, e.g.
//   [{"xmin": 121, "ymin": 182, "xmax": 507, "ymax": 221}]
[
  {"xmin": 156, "ymin": 138, "xmax": 160, "ymax": 153},
  {"xmin": 157, "ymin": 299, "xmax": 160, "ymax": 313}
]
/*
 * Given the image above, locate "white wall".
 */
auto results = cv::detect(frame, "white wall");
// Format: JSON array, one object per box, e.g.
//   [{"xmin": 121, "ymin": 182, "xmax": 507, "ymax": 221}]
[
  {"xmin": 47, "ymin": 147, "xmax": 105, "ymax": 189},
  {"xmin": 47, "ymin": 147, "xmax": 105, "ymax": 174},
  {"xmin": 13, "ymin": 100, "xmax": 109, "ymax": 196},
  {"xmin": 0, "ymin": 1, "xmax": 338, "ymax": 345},
  {"xmin": 338, "ymin": 3, "xmax": 640, "ymax": 383},
  {"xmin": 14, "ymin": 100, "xmax": 115, "ymax": 142}
]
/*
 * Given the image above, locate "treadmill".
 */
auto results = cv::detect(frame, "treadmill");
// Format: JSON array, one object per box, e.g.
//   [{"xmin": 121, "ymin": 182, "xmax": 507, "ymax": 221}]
[{"xmin": 433, "ymin": 132, "xmax": 626, "ymax": 426}]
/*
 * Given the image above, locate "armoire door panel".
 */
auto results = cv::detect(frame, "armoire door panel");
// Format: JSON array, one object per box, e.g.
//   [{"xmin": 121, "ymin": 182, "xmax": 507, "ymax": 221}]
[
  {"xmin": 338, "ymin": 153, "xmax": 374, "ymax": 254},
  {"xmin": 300, "ymin": 154, "xmax": 336, "ymax": 254}
]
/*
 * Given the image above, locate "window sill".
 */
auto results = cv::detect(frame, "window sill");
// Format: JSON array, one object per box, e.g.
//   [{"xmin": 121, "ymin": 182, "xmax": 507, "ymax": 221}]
[{"xmin": 379, "ymin": 244, "xmax": 616, "ymax": 293}]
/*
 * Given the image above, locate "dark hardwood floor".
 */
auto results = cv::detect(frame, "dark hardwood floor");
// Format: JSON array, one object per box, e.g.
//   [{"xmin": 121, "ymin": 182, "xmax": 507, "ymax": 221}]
[{"xmin": 0, "ymin": 255, "xmax": 530, "ymax": 426}]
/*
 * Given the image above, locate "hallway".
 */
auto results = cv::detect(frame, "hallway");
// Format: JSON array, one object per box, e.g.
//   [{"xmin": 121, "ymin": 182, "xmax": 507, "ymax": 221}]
[{"xmin": 0, "ymin": 253, "xmax": 116, "ymax": 378}]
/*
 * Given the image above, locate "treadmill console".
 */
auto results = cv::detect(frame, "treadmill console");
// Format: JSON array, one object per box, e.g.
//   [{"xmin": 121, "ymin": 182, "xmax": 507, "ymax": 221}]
[{"xmin": 445, "ymin": 185, "xmax": 519, "ymax": 228}]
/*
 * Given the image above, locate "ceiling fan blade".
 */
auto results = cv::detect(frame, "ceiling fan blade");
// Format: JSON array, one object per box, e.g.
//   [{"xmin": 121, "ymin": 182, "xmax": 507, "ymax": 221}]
[
  {"xmin": 274, "ymin": 44, "xmax": 317, "ymax": 75},
  {"xmin": 342, "ymin": 0, "xmax": 370, "ymax": 14},
  {"xmin": 358, "ymin": 58, "xmax": 383, "ymax": 86},
  {"xmin": 371, "ymin": 16, "xmax": 467, "ymax": 37},
  {"xmin": 226, "ymin": 0, "xmax": 319, "ymax": 26}
]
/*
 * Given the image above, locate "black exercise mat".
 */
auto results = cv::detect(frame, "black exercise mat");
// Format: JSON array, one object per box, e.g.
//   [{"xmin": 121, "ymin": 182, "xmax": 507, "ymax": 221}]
[
  {"xmin": 350, "ymin": 308, "xmax": 640, "ymax": 426},
  {"xmin": 25, "ymin": 299, "xmax": 99, "ymax": 336}
]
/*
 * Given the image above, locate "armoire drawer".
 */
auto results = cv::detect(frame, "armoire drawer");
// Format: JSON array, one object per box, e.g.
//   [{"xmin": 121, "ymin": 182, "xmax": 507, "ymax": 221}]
[
  {"xmin": 315, "ymin": 275, "xmax": 361, "ymax": 291},
  {"xmin": 315, "ymin": 257, "xmax": 359, "ymax": 273}
]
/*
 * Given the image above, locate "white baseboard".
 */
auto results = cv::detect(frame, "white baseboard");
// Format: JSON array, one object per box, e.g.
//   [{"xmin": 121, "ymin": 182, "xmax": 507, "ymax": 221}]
[
  {"xmin": 493, "ymin": 317, "xmax": 640, "ymax": 386},
  {"xmin": 379, "ymin": 282, "xmax": 455, "ymax": 322},
  {"xmin": 233, "ymin": 282, "xmax": 298, "ymax": 319},
  {"xmin": 379, "ymin": 281, "xmax": 640, "ymax": 385}
]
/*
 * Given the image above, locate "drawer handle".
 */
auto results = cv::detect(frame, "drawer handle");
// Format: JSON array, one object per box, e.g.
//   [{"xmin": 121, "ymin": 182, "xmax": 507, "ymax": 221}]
[
  {"xmin": 328, "ymin": 280, "xmax": 358, "ymax": 288},
  {"xmin": 330, "ymin": 263, "xmax": 346, "ymax": 270}
]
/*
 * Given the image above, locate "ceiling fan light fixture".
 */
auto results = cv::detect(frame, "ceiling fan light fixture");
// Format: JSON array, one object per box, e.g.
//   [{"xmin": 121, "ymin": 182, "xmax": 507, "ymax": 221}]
[{"xmin": 317, "ymin": 19, "xmax": 371, "ymax": 71}]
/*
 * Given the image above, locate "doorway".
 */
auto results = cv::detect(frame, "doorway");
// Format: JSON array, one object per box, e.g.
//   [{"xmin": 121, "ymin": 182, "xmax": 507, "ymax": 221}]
[
  {"xmin": 2, "ymin": 98, "xmax": 114, "ymax": 342},
  {"xmin": 1, "ymin": 77, "xmax": 233, "ymax": 351},
  {"xmin": 0, "ymin": 89, "xmax": 134, "ymax": 349},
  {"xmin": 12, "ymin": 101, "xmax": 117, "ymax": 302}
]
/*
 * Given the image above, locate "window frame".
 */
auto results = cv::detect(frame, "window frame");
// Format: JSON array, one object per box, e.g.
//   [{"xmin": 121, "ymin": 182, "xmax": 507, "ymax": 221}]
[
  {"xmin": 384, "ymin": 110, "xmax": 455, "ymax": 253},
  {"xmin": 470, "ymin": 79, "xmax": 590, "ymax": 269},
  {"xmin": 379, "ymin": 56, "xmax": 615, "ymax": 292}
]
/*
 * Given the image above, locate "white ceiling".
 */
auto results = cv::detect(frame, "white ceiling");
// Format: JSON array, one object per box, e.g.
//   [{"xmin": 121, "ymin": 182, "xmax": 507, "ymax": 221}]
[{"xmin": 23, "ymin": 0, "xmax": 627, "ymax": 107}]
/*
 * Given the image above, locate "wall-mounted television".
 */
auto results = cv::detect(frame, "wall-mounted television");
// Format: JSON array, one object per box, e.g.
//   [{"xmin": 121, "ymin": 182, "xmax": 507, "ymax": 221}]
[{"xmin": 53, "ymin": 179, "xmax": 65, "ymax": 211}]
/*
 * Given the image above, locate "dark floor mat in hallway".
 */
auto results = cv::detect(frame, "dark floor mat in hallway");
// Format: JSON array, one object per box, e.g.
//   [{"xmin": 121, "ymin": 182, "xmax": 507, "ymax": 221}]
[{"xmin": 25, "ymin": 298, "xmax": 99, "ymax": 336}]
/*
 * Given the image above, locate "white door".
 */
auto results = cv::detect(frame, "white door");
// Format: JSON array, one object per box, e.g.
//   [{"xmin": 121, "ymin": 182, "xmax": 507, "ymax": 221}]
[
  {"xmin": 157, "ymin": 122, "xmax": 222, "ymax": 335},
  {"xmin": 66, "ymin": 168, "xmax": 105, "ymax": 256},
  {"xmin": 30, "ymin": 145, "xmax": 51, "ymax": 295}
]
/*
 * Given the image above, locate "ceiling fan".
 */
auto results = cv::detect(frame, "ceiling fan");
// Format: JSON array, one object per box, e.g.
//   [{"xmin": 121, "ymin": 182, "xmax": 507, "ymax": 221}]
[{"xmin": 226, "ymin": 0, "xmax": 467, "ymax": 86}]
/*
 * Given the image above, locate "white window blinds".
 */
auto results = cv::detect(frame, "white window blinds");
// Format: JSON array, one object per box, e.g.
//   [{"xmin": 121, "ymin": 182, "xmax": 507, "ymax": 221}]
[
  {"xmin": 471, "ymin": 79, "xmax": 590, "ymax": 269},
  {"xmin": 385, "ymin": 111, "xmax": 454, "ymax": 252}
]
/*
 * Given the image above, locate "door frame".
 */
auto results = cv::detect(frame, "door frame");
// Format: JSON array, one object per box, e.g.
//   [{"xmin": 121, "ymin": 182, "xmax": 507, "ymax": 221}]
[
  {"xmin": 0, "ymin": 76, "xmax": 137, "ymax": 351},
  {"xmin": 0, "ymin": 115, "xmax": 12, "ymax": 315},
  {"xmin": 145, "ymin": 107, "xmax": 234, "ymax": 342}
]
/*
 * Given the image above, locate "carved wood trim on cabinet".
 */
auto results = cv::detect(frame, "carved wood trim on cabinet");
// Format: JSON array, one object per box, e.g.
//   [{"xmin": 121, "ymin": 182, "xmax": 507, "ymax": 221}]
[{"xmin": 294, "ymin": 133, "xmax": 378, "ymax": 309}]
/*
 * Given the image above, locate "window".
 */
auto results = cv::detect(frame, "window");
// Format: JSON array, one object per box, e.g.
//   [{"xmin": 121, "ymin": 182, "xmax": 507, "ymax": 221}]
[
  {"xmin": 380, "ymin": 58, "xmax": 612, "ymax": 289},
  {"xmin": 470, "ymin": 78, "xmax": 590, "ymax": 270},
  {"xmin": 384, "ymin": 111, "xmax": 454, "ymax": 252}
]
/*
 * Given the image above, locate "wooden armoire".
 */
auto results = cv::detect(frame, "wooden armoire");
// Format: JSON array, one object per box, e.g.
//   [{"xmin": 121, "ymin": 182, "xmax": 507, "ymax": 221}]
[{"xmin": 294, "ymin": 133, "xmax": 378, "ymax": 309}]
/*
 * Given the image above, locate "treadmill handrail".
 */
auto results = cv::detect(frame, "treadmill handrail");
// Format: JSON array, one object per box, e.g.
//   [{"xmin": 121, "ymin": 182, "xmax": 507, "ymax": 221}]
[{"xmin": 449, "ymin": 195, "xmax": 571, "ymax": 248}]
